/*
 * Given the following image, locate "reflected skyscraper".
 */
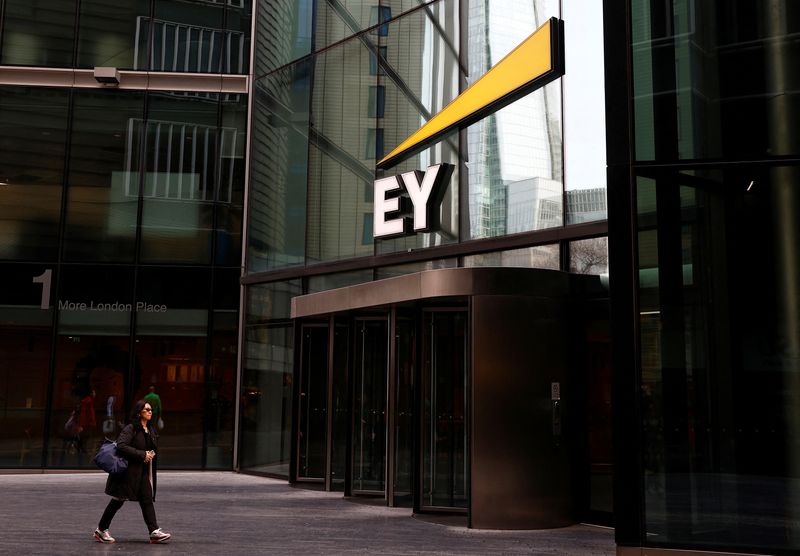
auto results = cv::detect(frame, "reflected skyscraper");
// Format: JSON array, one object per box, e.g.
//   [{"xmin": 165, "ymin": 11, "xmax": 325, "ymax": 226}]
[{"xmin": 467, "ymin": 0, "xmax": 562, "ymax": 238}]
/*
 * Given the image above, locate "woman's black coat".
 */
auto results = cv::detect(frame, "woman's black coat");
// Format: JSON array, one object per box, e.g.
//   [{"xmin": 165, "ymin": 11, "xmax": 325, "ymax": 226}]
[{"xmin": 105, "ymin": 423, "xmax": 158, "ymax": 501}]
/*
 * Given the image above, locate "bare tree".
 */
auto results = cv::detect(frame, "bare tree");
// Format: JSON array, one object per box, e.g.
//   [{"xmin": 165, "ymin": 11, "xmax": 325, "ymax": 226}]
[{"xmin": 570, "ymin": 237, "xmax": 608, "ymax": 274}]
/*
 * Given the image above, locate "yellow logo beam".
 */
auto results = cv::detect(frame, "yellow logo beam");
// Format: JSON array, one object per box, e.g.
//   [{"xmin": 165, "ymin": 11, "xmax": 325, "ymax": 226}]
[{"xmin": 378, "ymin": 17, "xmax": 565, "ymax": 170}]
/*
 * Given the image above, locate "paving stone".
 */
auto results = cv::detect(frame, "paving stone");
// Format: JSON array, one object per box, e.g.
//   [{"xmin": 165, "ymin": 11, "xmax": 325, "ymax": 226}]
[{"xmin": 0, "ymin": 472, "xmax": 615, "ymax": 555}]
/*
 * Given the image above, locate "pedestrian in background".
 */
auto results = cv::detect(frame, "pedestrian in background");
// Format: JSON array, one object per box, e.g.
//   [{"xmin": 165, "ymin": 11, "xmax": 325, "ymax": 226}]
[
  {"xmin": 93, "ymin": 400, "xmax": 171, "ymax": 544},
  {"xmin": 143, "ymin": 385, "xmax": 164, "ymax": 430}
]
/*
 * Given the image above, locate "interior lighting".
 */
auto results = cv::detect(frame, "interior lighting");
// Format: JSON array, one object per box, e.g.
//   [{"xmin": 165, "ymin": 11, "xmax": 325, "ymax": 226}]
[{"xmin": 747, "ymin": 180, "xmax": 755, "ymax": 191}]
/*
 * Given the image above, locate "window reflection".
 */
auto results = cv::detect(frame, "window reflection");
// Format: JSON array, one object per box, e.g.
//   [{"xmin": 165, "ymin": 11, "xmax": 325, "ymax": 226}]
[
  {"xmin": 631, "ymin": 0, "xmax": 800, "ymax": 161},
  {"xmin": 51, "ymin": 265, "xmax": 134, "ymax": 468},
  {"xmin": 463, "ymin": 244, "xmax": 560, "ymax": 270},
  {"xmin": 0, "ymin": 264, "xmax": 56, "ymax": 467},
  {"xmin": 134, "ymin": 267, "xmax": 211, "ymax": 468},
  {"xmin": 240, "ymin": 281, "xmax": 301, "ymax": 476},
  {"xmin": 64, "ymin": 90, "xmax": 145, "ymax": 262},
  {"xmin": 465, "ymin": 0, "xmax": 562, "ymax": 239},
  {"xmin": 636, "ymin": 167, "xmax": 800, "ymax": 551},
  {"xmin": 77, "ymin": 0, "xmax": 151, "ymax": 70},
  {"xmin": 569, "ymin": 237, "xmax": 608, "ymax": 275},
  {"xmin": 139, "ymin": 93, "xmax": 220, "ymax": 264},
  {"xmin": 0, "ymin": 87, "xmax": 69, "ymax": 261},
  {"xmin": 1, "ymin": 0, "xmax": 76, "ymax": 67},
  {"xmin": 152, "ymin": 0, "xmax": 239, "ymax": 74},
  {"xmin": 247, "ymin": 61, "xmax": 311, "ymax": 272}
]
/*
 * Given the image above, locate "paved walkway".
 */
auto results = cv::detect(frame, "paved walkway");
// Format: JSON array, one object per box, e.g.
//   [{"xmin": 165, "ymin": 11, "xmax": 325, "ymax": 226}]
[{"xmin": 0, "ymin": 472, "xmax": 615, "ymax": 555}]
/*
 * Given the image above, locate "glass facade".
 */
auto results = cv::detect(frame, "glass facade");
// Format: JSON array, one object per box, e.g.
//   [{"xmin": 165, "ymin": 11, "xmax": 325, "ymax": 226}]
[
  {"xmin": 242, "ymin": 0, "xmax": 609, "ymax": 483},
  {"xmin": 636, "ymin": 166, "xmax": 800, "ymax": 552},
  {"xmin": 613, "ymin": 1, "xmax": 800, "ymax": 553},
  {"xmin": 0, "ymin": 0, "xmax": 250, "ymax": 470},
  {"xmin": 0, "ymin": 0, "xmax": 251, "ymax": 73}
]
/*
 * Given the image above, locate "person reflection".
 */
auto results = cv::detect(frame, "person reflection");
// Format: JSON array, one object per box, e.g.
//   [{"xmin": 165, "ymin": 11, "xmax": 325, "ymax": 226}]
[{"xmin": 78, "ymin": 389, "xmax": 97, "ymax": 462}]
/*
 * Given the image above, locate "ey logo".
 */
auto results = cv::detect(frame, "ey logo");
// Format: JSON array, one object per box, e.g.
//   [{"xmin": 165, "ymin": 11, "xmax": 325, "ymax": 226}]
[{"xmin": 372, "ymin": 17, "xmax": 565, "ymax": 239}]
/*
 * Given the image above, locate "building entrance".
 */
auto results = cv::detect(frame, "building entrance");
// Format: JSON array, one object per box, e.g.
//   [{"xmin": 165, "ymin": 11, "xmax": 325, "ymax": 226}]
[
  {"xmin": 290, "ymin": 268, "xmax": 611, "ymax": 528},
  {"xmin": 294, "ymin": 307, "xmax": 469, "ymax": 513}
]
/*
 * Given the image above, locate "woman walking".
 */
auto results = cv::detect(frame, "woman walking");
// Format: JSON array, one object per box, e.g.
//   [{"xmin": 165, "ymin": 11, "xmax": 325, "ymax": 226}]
[{"xmin": 94, "ymin": 400, "xmax": 171, "ymax": 544}]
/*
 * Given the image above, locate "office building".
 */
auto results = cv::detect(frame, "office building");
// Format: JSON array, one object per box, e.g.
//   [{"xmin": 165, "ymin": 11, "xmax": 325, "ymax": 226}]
[{"xmin": 1, "ymin": 1, "xmax": 797, "ymax": 554}]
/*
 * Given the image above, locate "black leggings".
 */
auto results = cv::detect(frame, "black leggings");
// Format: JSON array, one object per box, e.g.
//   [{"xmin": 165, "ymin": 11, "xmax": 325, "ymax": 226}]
[{"xmin": 98, "ymin": 498, "xmax": 159, "ymax": 534}]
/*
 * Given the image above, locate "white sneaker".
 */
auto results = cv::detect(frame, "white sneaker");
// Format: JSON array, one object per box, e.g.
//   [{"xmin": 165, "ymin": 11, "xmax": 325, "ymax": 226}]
[
  {"xmin": 149, "ymin": 528, "xmax": 171, "ymax": 544},
  {"xmin": 94, "ymin": 528, "xmax": 115, "ymax": 543}
]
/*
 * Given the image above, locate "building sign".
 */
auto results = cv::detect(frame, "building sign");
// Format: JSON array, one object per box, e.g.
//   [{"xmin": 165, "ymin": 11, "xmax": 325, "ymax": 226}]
[
  {"xmin": 372, "ymin": 17, "xmax": 565, "ymax": 238},
  {"xmin": 378, "ymin": 17, "xmax": 563, "ymax": 170},
  {"xmin": 373, "ymin": 163, "xmax": 454, "ymax": 239},
  {"xmin": 31, "ymin": 269, "xmax": 166, "ymax": 312}
]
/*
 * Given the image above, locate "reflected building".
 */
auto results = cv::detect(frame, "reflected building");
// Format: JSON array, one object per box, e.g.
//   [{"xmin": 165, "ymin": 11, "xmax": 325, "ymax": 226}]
[{"xmin": 467, "ymin": 0, "xmax": 562, "ymax": 239}]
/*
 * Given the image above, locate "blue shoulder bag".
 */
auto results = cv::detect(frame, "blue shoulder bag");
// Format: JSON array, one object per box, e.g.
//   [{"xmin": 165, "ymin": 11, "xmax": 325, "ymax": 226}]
[{"xmin": 93, "ymin": 438, "xmax": 129, "ymax": 475}]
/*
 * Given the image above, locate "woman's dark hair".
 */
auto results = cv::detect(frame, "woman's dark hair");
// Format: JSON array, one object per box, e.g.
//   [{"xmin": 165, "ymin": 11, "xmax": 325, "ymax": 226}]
[{"xmin": 129, "ymin": 399, "xmax": 149, "ymax": 424}]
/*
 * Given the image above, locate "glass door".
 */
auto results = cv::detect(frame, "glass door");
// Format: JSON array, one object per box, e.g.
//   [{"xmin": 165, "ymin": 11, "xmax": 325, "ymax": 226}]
[
  {"xmin": 393, "ymin": 316, "xmax": 415, "ymax": 507},
  {"xmin": 352, "ymin": 317, "xmax": 388, "ymax": 495},
  {"xmin": 421, "ymin": 310, "xmax": 468, "ymax": 511},
  {"xmin": 297, "ymin": 324, "xmax": 328, "ymax": 481}
]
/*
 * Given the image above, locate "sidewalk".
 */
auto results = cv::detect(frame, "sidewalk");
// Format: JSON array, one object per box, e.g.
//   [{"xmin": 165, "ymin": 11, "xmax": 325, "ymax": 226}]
[{"xmin": 0, "ymin": 472, "xmax": 615, "ymax": 555}]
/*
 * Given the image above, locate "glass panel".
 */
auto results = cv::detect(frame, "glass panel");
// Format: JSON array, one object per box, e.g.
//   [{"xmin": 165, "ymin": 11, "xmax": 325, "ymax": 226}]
[
  {"xmin": 569, "ymin": 237, "xmax": 608, "ymax": 275},
  {"xmin": 254, "ymin": 0, "xmax": 313, "ymax": 77},
  {"xmin": 307, "ymin": 270, "xmax": 373, "ymax": 294},
  {"xmin": 0, "ymin": 87, "xmax": 69, "ymax": 261},
  {"xmin": 463, "ymin": 244, "xmax": 560, "ymax": 270},
  {"xmin": 139, "ymin": 92, "xmax": 220, "ymax": 264},
  {"xmin": 637, "ymin": 166, "xmax": 800, "ymax": 552},
  {"xmin": 562, "ymin": 0, "xmax": 606, "ymax": 223},
  {"xmin": 567, "ymin": 188, "xmax": 607, "ymax": 225},
  {"xmin": 240, "ymin": 281, "xmax": 299, "ymax": 476},
  {"xmin": 224, "ymin": 0, "xmax": 252, "ymax": 74},
  {"xmin": 298, "ymin": 324, "xmax": 328, "ymax": 480},
  {"xmin": 206, "ymin": 268, "xmax": 240, "ymax": 468},
  {"xmin": 393, "ymin": 316, "xmax": 415, "ymax": 506},
  {"xmin": 465, "ymin": 0, "xmax": 562, "ymax": 239},
  {"xmin": 422, "ymin": 311, "xmax": 467, "ymax": 508},
  {"xmin": 240, "ymin": 323, "xmax": 294, "ymax": 476},
  {"xmin": 152, "ymin": 0, "xmax": 224, "ymax": 73},
  {"xmin": 133, "ymin": 267, "xmax": 210, "ymax": 468},
  {"xmin": 375, "ymin": 2, "xmax": 461, "ymax": 255},
  {"xmin": 248, "ymin": 59, "xmax": 311, "ymax": 272},
  {"xmin": 0, "ymin": 263, "xmax": 56, "ymax": 467},
  {"xmin": 330, "ymin": 321, "xmax": 349, "ymax": 490},
  {"xmin": 309, "ymin": 0, "xmax": 454, "ymax": 68},
  {"xmin": 375, "ymin": 259, "xmax": 457, "ymax": 280},
  {"xmin": 631, "ymin": 1, "xmax": 800, "ymax": 161},
  {"xmin": 353, "ymin": 318, "xmax": 388, "ymax": 493},
  {"xmin": 215, "ymin": 93, "xmax": 248, "ymax": 266},
  {"xmin": 64, "ymin": 90, "xmax": 145, "ymax": 262},
  {"xmin": 1, "ymin": 0, "xmax": 76, "ymax": 67},
  {"xmin": 51, "ymin": 265, "xmax": 134, "ymax": 468},
  {"xmin": 305, "ymin": 37, "xmax": 378, "ymax": 263},
  {"xmin": 77, "ymin": 0, "xmax": 151, "ymax": 70},
  {"xmin": 245, "ymin": 280, "xmax": 300, "ymax": 323}
]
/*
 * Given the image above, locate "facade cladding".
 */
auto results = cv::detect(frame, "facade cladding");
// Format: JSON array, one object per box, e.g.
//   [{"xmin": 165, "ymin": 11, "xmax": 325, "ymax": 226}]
[
  {"xmin": 0, "ymin": 0, "xmax": 251, "ymax": 470},
  {"xmin": 1, "ymin": 0, "xmax": 797, "ymax": 555}
]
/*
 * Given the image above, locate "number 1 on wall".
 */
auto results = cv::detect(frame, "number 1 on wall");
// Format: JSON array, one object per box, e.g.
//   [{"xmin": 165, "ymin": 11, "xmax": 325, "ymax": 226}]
[{"xmin": 32, "ymin": 269, "xmax": 52, "ymax": 310}]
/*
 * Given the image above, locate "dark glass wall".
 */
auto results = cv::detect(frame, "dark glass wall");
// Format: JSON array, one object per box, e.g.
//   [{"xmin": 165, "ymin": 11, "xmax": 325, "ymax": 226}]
[
  {"xmin": 636, "ymin": 166, "xmax": 800, "ymax": 552},
  {"xmin": 0, "ymin": 0, "xmax": 252, "ymax": 73},
  {"xmin": 0, "ymin": 85, "xmax": 246, "ymax": 469},
  {"xmin": 619, "ymin": 1, "xmax": 800, "ymax": 553},
  {"xmin": 632, "ymin": 0, "xmax": 800, "ymax": 162}
]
